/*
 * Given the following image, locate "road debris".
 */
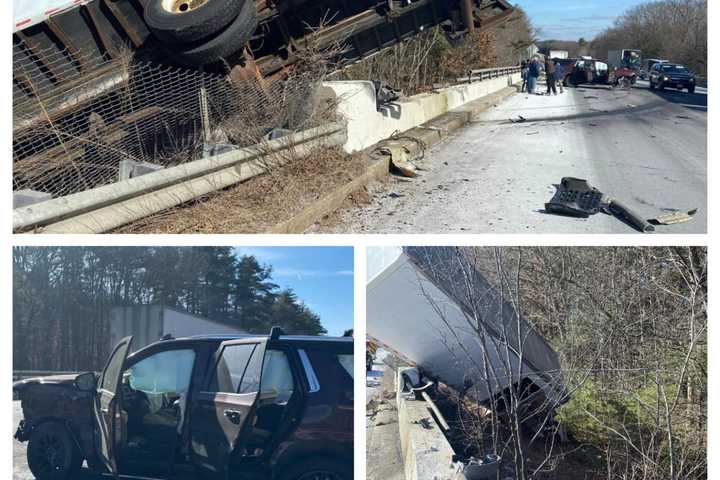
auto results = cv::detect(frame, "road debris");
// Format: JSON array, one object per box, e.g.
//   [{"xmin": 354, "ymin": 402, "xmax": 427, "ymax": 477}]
[
  {"xmin": 545, "ymin": 177, "xmax": 655, "ymax": 232},
  {"xmin": 509, "ymin": 115, "xmax": 527, "ymax": 123},
  {"xmin": 649, "ymin": 209, "xmax": 698, "ymax": 226},
  {"xmin": 463, "ymin": 455, "xmax": 501, "ymax": 480},
  {"xmin": 377, "ymin": 145, "xmax": 418, "ymax": 178},
  {"xmin": 526, "ymin": 131, "xmax": 540, "ymax": 135}
]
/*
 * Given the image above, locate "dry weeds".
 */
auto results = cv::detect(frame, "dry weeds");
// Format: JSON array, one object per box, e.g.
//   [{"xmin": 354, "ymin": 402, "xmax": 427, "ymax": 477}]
[{"xmin": 113, "ymin": 146, "xmax": 368, "ymax": 234}]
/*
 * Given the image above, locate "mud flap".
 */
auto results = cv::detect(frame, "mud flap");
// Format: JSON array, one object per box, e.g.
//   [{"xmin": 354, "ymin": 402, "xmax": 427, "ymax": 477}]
[{"xmin": 544, "ymin": 177, "xmax": 602, "ymax": 218}]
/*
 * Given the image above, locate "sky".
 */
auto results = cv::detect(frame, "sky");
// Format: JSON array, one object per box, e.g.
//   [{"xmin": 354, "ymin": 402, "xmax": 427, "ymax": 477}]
[
  {"xmin": 512, "ymin": 0, "xmax": 649, "ymax": 41},
  {"xmin": 234, "ymin": 247, "xmax": 354, "ymax": 337}
]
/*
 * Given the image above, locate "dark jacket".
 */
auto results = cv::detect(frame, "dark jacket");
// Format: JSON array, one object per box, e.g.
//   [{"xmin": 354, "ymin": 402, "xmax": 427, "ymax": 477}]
[
  {"xmin": 545, "ymin": 60, "xmax": 555, "ymax": 75},
  {"xmin": 528, "ymin": 61, "xmax": 541, "ymax": 78}
]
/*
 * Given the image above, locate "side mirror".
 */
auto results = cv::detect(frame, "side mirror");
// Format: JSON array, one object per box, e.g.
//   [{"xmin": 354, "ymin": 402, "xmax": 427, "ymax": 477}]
[{"xmin": 75, "ymin": 372, "xmax": 96, "ymax": 392}]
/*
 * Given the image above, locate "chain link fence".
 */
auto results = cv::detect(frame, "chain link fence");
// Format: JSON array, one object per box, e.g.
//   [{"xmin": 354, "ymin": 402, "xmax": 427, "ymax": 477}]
[{"xmin": 13, "ymin": 40, "xmax": 331, "ymax": 200}]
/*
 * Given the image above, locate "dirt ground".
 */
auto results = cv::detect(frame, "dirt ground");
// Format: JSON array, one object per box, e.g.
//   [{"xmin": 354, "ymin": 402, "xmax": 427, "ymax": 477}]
[{"xmin": 114, "ymin": 147, "xmax": 369, "ymax": 234}]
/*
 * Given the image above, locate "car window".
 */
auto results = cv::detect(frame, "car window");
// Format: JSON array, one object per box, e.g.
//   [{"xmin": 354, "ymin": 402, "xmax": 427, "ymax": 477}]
[
  {"xmin": 260, "ymin": 349, "xmax": 295, "ymax": 403},
  {"xmin": 337, "ymin": 354, "xmax": 354, "ymax": 380},
  {"xmin": 239, "ymin": 346, "xmax": 264, "ymax": 394},
  {"xmin": 662, "ymin": 65, "xmax": 688, "ymax": 73},
  {"xmin": 127, "ymin": 349, "xmax": 195, "ymax": 394},
  {"xmin": 305, "ymin": 348, "xmax": 353, "ymax": 391},
  {"xmin": 208, "ymin": 344, "xmax": 257, "ymax": 394},
  {"xmin": 100, "ymin": 342, "xmax": 129, "ymax": 393}
]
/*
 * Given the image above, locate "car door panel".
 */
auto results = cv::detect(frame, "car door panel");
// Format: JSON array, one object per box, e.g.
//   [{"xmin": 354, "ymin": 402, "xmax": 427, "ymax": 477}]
[
  {"xmin": 93, "ymin": 336, "xmax": 133, "ymax": 476},
  {"xmin": 190, "ymin": 338, "xmax": 267, "ymax": 476}
]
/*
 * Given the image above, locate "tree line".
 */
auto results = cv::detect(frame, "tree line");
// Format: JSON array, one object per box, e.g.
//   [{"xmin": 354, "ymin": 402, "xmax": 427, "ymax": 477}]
[
  {"xmin": 590, "ymin": 0, "xmax": 707, "ymax": 75},
  {"xmin": 410, "ymin": 246, "xmax": 706, "ymax": 479},
  {"xmin": 13, "ymin": 247, "xmax": 326, "ymax": 371}
]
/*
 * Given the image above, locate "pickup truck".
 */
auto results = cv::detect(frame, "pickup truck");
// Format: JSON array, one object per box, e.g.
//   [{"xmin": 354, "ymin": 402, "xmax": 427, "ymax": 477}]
[{"xmin": 13, "ymin": 328, "xmax": 354, "ymax": 480}]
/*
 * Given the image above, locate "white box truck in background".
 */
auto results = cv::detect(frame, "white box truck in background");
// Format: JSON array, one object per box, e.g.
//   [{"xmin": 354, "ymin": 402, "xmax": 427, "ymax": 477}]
[
  {"xmin": 549, "ymin": 50, "xmax": 569, "ymax": 59},
  {"xmin": 608, "ymin": 49, "xmax": 642, "ymax": 71},
  {"xmin": 109, "ymin": 305, "xmax": 246, "ymax": 352}
]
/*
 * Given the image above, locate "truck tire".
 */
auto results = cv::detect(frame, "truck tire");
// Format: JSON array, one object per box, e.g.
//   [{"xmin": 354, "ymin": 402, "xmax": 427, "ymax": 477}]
[
  {"xmin": 172, "ymin": 0, "xmax": 257, "ymax": 66},
  {"xmin": 26, "ymin": 423, "xmax": 83, "ymax": 480},
  {"xmin": 279, "ymin": 457, "xmax": 352, "ymax": 480},
  {"xmin": 144, "ymin": 0, "xmax": 244, "ymax": 44}
]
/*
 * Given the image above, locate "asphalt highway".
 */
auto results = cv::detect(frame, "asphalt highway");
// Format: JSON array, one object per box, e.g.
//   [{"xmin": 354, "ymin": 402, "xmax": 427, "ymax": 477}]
[{"xmin": 325, "ymin": 79, "xmax": 707, "ymax": 234}]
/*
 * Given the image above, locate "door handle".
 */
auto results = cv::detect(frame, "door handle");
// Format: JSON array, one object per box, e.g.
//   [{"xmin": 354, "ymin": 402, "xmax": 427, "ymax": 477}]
[{"xmin": 224, "ymin": 409, "xmax": 242, "ymax": 424}]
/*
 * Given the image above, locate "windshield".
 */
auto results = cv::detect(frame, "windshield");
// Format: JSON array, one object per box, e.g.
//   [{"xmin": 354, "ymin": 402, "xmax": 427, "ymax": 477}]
[{"xmin": 662, "ymin": 65, "xmax": 689, "ymax": 73}]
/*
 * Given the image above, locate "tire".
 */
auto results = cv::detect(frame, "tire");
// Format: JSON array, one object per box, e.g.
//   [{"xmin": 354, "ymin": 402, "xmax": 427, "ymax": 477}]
[
  {"xmin": 144, "ymin": 0, "xmax": 243, "ymax": 44},
  {"xmin": 26, "ymin": 423, "xmax": 83, "ymax": 480},
  {"xmin": 172, "ymin": 0, "xmax": 257, "ymax": 66},
  {"xmin": 658, "ymin": 82, "xmax": 665, "ymax": 91},
  {"xmin": 279, "ymin": 458, "xmax": 353, "ymax": 480}
]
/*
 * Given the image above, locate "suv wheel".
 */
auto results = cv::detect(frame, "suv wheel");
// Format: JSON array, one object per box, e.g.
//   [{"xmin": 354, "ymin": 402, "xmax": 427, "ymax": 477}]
[
  {"xmin": 26, "ymin": 423, "xmax": 83, "ymax": 480},
  {"xmin": 281, "ymin": 458, "xmax": 352, "ymax": 480}
]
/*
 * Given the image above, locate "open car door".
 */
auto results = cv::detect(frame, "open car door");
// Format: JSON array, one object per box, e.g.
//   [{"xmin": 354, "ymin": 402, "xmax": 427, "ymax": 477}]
[
  {"xmin": 190, "ymin": 337, "xmax": 268, "ymax": 476},
  {"xmin": 93, "ymin": 336, "xmax": 133, "ymax": 476}
]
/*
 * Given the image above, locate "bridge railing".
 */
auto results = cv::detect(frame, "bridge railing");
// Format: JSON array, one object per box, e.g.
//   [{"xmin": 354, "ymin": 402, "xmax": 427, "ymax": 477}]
[{"xmin": 457, "ymin": 66, "xmax": 522, "ymax": 84}]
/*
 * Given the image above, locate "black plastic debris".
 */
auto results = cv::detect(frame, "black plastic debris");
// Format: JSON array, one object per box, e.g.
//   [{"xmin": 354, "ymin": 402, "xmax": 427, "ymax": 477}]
[
  {"xmin": 545, "ymin": 177, "xmax": 655, "ymax": 232},
  {"xmin": 545, "ymin": 178, "xmax": 602, "ymax": 218},
  {"xmin": 463, "ymin": 455, "xmax": 501, "ymax": 480}
]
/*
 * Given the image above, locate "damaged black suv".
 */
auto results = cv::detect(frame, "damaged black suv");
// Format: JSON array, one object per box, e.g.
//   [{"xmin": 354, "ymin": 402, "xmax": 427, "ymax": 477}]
[{"xmin": 14, "ymin": 328, "xmax": 354, "ymax": 480}]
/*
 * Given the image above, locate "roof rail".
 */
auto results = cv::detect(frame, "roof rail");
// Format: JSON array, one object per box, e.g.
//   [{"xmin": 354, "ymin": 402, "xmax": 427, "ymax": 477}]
[{"xmin": 270, "ymin": 326, "xmax": 285, "ymax": 340}]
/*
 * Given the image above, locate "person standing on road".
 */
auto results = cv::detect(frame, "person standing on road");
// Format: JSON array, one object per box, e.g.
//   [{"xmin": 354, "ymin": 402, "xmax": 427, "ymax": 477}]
[
  {"xmin": 554, "ymin": 60, "xmax": 565, "ymax": 94},
  {"xmin": 545, "ymin": 58, "xmax": 557, "ymax": 95},
  {"xmin": 520, "ymin": 60, "xmax": 529, "ymax": 92},
  {"xmin": 528, "ymin": 57, "xmax": 540, "ymax": 94}
]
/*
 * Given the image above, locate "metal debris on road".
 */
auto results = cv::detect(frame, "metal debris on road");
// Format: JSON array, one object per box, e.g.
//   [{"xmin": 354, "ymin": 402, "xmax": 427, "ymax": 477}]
[
  {"xmin": 649, "ymin": 209, "xmax": 698, "ymax": 226},
  {"xmin": 545, "ymin": 177, "xmax": 655, "ymax": 233}
]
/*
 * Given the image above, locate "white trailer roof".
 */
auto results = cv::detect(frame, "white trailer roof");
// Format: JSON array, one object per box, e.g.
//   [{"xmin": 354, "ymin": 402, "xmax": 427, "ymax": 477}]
[
  {"xmin": 367, "ymin": 247, "xmax": 564, "ymax": 402},
  {"xmin": 14, "ymin": 0, "xmax": 91, "ymax": 32}
]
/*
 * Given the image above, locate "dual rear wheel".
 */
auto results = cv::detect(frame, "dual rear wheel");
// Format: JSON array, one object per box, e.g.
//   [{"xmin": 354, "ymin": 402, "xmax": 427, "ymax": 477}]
[{"xmin": 143, "ymin": 0, "xmax": 258, "ymax": 65}]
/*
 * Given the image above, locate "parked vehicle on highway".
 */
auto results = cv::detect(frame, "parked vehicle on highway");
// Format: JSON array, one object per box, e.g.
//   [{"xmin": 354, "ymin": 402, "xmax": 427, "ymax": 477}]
[
  {"xmin": 640, "ymin": 58, "xmax": 668, "ymax": 79},
  {"xmin": 649, "ymin": 62, "xmax": 697, "ymax": 93},
  {"xmin": 566, "ymin": 58, "xmax": 615, "ymax": 87},
  {"xmin": 13, "ymin": 328, "xmax": 354, "ymax": 480},
  {"xmin": 552, "ymin": 57, "xmax": 576, "ymax": 85}
]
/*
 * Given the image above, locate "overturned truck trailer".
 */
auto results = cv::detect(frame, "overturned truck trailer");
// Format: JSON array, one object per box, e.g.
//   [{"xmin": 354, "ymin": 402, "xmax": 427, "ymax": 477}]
[
  {"xmin": 13, "ymin": 0, "xmax": 514, "ymax": 88},
  {"xmin": 367, "ymin": 247, "xmax": 567, "ymax": 416},
  {"xmin": 13, "ymin": 0, "xmax": 513, "ymax": 204}
]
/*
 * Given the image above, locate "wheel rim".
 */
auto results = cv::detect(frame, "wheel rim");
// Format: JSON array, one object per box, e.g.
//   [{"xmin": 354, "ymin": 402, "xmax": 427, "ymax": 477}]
[
  {"xmin": 29, "ymin": 430, "xmax": 69, "ymax": 474},
  {"xmin": 297, "ymin": 471, "xmax": 344, "ymax": 480},
  {"xmin": 161, "ymin": 0, "xmax": 209, "ymax": 14}
]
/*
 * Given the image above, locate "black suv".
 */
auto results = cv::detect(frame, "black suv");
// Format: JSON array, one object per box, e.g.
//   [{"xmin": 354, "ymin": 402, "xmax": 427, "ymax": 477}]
[
  {"xmin": 14, "ymin": 328, "xmax": 354, "ymax": 480},
  {"xmin": 649, "ymin": 63, "xmax": 697, "ymax": 93}
]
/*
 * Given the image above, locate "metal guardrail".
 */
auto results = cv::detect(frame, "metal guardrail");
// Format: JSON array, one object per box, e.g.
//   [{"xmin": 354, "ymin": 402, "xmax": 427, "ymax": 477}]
[{"xmin": 458, "ymin": 66, "xmax": 522, "ymax": 84}]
